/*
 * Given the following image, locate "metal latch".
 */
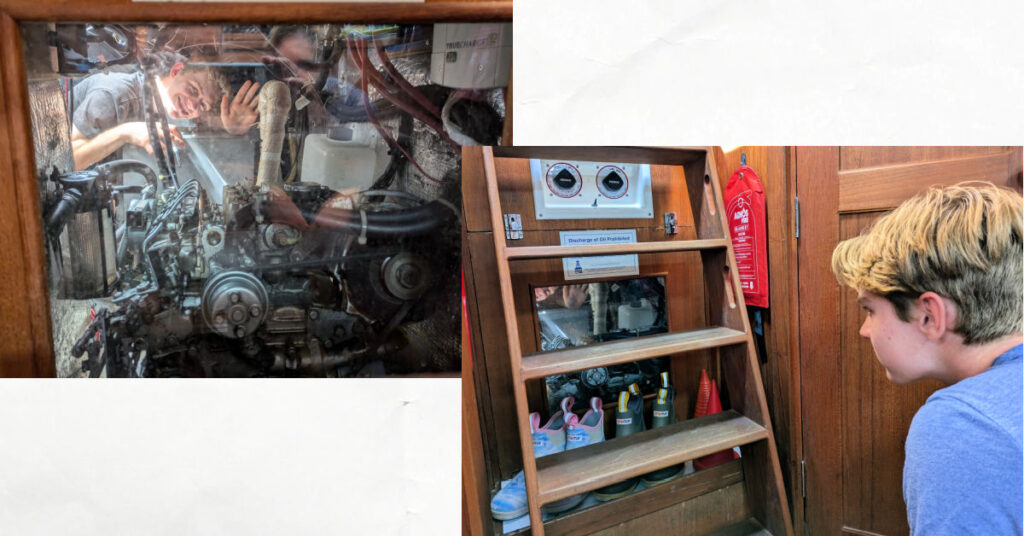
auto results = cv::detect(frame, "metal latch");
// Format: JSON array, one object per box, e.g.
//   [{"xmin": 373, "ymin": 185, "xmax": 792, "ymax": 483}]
[
  {"xmin": 503, "ymin": 213, "xmax": 523, "ymax": 240},
  {"xmin": 664, "ymin": 212, "xmax": 677, "ymax": 235}
]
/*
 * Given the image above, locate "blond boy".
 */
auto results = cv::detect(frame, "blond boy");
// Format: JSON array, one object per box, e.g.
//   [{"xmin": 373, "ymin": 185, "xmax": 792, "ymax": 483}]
[{"xmin": 831, "ymin": 183, "xmax": 1023, "ymax": 535}]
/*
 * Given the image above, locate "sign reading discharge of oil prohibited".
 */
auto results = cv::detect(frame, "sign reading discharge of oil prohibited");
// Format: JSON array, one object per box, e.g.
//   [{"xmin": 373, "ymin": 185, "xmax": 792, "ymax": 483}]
[{"xmin": 560, "ymin": 230, "xmax": 639, "ymax": 281}]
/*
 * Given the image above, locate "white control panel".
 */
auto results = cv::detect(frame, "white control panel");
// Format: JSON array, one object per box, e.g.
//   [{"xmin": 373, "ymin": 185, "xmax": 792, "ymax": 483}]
[{"xmin": 530, "ymin": 159, "xmax": 654, "ymax": 220}]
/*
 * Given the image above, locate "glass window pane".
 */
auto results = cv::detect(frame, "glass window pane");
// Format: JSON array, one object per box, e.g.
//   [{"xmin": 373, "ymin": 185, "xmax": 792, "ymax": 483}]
[{"xmin": 22, "ymin": 22, "xmax": 509, "ymax": 377}]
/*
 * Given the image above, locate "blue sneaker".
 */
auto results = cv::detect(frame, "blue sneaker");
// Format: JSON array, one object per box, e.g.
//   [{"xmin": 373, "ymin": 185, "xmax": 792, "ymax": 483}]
[
  {"xmin": 491, "ymin": 397, "xmax": 575, "ymax": 520},
  {"xmin": 490, "ymin": 471, "xmax": 527, "ymax": 520}
]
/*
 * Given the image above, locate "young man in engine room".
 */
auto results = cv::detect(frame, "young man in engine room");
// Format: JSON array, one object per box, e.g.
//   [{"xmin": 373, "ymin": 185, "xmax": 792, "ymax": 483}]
[
  {"xmin": 70, "ymin": 50, "xmax": 260, "ymax": 170},
  {"xmin": 830, "ymin": 183, "xmax": 1023, "ymax": 535}
]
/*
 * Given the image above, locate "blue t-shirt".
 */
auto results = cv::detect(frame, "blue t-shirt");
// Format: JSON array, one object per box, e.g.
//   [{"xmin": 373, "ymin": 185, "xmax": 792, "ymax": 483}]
[{"xmin": 904, "ymin": 343, "xmax": 1023, "ymax": 535}]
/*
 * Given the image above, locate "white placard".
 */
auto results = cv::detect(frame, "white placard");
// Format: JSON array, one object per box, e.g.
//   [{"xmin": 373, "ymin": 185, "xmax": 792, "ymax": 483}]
[{"xmin": 560, "ymin": 229, "xmax": 639, "ymax": 280}]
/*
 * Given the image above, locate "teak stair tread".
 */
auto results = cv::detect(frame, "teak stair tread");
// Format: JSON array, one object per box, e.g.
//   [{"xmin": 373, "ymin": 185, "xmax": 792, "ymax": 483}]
[
  {"xmin": 521, "ymin": 326, "xmax": 747, "ymax": 380},
  {"xmin": 504, "ymin": 238, "xmax": 728, "ymax": 260},
  {"xmin": 535, "ymin": 410, "xmax": 768, "ymax": 504}
]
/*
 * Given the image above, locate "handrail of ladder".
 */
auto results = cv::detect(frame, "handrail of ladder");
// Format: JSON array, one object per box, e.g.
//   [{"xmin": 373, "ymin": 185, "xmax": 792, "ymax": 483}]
[{"xmin": 481, "ymin": 146, "xmax": 547, "ymax": 534}]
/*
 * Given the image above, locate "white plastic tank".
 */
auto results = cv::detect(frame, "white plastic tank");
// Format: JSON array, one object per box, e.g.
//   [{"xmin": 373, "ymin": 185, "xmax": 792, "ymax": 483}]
[
  {"xmin": 300, "ymin": 126, "xmax": 378, "ymax": 193},
  {"xmin": 617, "ymin": 299, "xmax": 656, "ymax": 331}
]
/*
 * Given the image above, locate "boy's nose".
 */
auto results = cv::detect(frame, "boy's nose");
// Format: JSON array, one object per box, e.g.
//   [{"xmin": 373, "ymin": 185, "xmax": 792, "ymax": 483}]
[{"xmin": 859, "ymin": 319, "xmax": 871, "ymax": 339}]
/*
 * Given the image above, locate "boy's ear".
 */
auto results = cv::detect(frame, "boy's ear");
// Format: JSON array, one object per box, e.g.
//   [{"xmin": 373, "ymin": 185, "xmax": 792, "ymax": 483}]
[
  {"xmin": 917, "ymin": 292, "xmax": 955, "ymax": 340},
  {"xmin": 169, "ymin": 62, "xmax": 185, "ymax": 78}
]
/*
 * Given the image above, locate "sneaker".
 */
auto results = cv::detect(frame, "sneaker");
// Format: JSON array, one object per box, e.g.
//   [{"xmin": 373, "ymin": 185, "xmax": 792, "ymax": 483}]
[
  {"xmin": 543, "ymin": 397, "xmax": 606, "ymax": 515},
  {"xmin": 642, "ymin": 372, "xmax": 683, "ymax": 485},
  {"xmin": 491, "ymin": 397, "xmax": 574, "ymax": 520},
  {"xmin": 490, "ymin": 471, "xmax": 527, "ymax": 520},
  {"xmin": 532, "ymin": 396, "xmax": 573, "ymax": 457},
  {"xmin": 593, "ymin": 384, "xmax": 644, "ymax": 501}
]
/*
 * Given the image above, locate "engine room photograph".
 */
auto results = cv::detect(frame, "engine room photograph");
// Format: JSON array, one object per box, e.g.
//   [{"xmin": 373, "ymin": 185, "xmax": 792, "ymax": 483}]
[{"xmin": 14, "ymin": 21, "xmax": 510, "ymax": 378}]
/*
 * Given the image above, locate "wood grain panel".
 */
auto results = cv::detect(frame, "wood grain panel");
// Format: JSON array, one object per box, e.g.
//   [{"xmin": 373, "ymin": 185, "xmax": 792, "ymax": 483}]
[
  {"xmin": 0, "ymin": 15, "xmax": 37, "ymax": 376},
  {"xmin": 839, "ymin": 212, "xmax": 943, "ymax": 536},
  {"xmin": 533, "ymin": 459, "xmax": 744, "ymax": 536},
  {"xmin": 0, "ymin": 14, "xmax": 54, "ymax": 376},
  {"xmin": 587, "ymin": 481, "xmax": 752, "ymax": 536},
  {"xmin": 838, "ymin": 151, "xmax": 1016, "ymax": 212},
  {"xmin": 839, "ymin": 146, "xmax": 1009, "ymax": 171},
  {"xmin": 0, "ymin": 1, "xmax": 511, "ymax": 23},
  {"xmin": 467, "ymin": 232, "xmax": 525, "ymax": 481},
  {"xmin": 797, "ymin": 147, "xmax": 843, "ymax": 536},
  {"xmin": 462, "ymin": 262, "xmax": 489, "ymax": 536}
]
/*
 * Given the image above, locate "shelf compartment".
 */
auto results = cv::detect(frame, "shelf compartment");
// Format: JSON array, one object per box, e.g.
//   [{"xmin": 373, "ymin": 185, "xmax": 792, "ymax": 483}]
[
  {"xmin": 521, "ymin": 326, "xmax": 747, "ymax": 380},
  {"xmin": 708, "ymin": 517, "xmax": 772, "ymax": 536},
  {"xmin": 504, "ymin": 459, "xmax": 744, "ymax": 536},
  {"xmin": 535, "ymin": 410, "xmax": 768, "ymax": 504},
  {"xmin": 504, "ymin": 238, "xmax": 728, "ymax": 260}
]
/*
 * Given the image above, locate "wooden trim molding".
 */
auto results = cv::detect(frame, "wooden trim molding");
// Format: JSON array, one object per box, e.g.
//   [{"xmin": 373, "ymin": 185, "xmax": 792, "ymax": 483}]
[
  {"xmin": 0, "ymin": 1, "xmax": 511, "ymax": 23},
  {"xmin": 838, "ymin": 150, "xmax": 1019, "ymax": 212}
]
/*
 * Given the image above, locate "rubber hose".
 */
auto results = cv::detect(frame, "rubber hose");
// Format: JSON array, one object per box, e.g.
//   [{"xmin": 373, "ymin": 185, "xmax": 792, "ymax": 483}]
[{"xmin": 98, "ymin": 159, "xmax": 159, "ymax": 192}]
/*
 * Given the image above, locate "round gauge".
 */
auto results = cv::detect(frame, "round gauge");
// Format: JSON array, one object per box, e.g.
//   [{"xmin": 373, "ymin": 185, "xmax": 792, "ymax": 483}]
[
  {"xmin": 596, "ymin": 165, "xmax": 628, "ymax": 199},
  {"xmin": 545, "ymin": 163, "xmax": 583, "ymax": 198}
]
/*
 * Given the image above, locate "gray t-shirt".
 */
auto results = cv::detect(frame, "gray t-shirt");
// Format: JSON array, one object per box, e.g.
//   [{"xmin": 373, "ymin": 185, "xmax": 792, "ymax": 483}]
[{"xmin": 72, "ymin": 71, "xmax": 145, "ymax": 138}]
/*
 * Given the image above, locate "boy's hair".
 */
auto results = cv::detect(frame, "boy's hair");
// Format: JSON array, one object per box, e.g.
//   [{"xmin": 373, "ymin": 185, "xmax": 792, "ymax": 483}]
[{"xmin": 831, "ymin": 182, "xmax": 1023, "ymax": 344}]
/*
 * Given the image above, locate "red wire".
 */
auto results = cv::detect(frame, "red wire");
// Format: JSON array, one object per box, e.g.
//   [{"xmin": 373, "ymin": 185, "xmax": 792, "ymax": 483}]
[
  {"xmin": 349, "ymin": 37, "xmax": 452, "ymax": 185},
  {"xmin": 347, "ymin": 35, "xmax": 458, "ymax": 152},
  {"xmin": 372, "ymin": 35, "xmax": 443, "ymax": 120}
]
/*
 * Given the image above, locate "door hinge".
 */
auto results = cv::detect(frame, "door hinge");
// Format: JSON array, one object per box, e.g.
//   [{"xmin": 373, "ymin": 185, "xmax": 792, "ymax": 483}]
[
  {"xmin": 801, "ymin": 459, "xmax": 806, "ymax": 498},
  {"xmin": 503, "ymin": 213, "xmax": 523, "ymax": 240},
  {"xmin": 794, "ymin": 196, "xmax": 801, "ymax": 239}
]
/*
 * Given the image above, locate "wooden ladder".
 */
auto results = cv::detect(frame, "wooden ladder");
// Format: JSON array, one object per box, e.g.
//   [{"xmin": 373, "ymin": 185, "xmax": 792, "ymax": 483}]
[{"xmin": 481, "ymin": 146, "xmax": 793, "ymax": 536}]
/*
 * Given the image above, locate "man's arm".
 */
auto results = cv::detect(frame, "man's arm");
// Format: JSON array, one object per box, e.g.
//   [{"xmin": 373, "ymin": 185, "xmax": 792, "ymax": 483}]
[
  {"xmin": 71, "ymin": 122, "xmax": 182, "ymax": 170},
  {"xmin": 72, "ymin": 123, "xmax": 131, "ymax": 170}
]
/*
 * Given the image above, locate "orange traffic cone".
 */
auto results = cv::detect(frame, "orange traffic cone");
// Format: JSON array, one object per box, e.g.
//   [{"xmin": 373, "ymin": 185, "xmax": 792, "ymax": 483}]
[
  {"xmin": 694, "ymin": 369, "xmax": 711, "ymax": 418},
  {"xmin": 694, "ymin": 380, "xmax": 740, "ymax": 470}
]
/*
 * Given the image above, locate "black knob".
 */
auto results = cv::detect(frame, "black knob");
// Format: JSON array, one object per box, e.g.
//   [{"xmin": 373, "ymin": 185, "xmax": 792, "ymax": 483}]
[
  {"xmin": 553, "ymin": 169, "xmax": 577, "ymax": 190},
  {"xmin": 602, "ymin": 170, "xmax": 624, "ymax": 191}
]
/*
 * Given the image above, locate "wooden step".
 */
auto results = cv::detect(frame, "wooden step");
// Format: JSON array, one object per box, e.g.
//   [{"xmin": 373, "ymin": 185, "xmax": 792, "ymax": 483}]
[
  {"xmin": 504, "ymin": 238, "xmax": 728, "ymax": 260},
  {"xmin": 535, "ymin": 410, "xmax": 768, "ymax": 504},
  {"xmin": 521, "ymin": 326, "xmax": 747, "ymax": 380},
  {"xmin": 709, "ymin": 518, "xmax": 772, "ymax": 536}
]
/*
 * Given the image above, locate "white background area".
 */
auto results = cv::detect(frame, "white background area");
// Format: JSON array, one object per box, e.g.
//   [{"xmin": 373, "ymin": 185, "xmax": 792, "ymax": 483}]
[
  {"xmin": 0, "ymin": 380, "xmax": 459, "ymax": 535},
  {"xmin": 514, "ymin": 0, "xmax": 1024, "ymax": 145}
]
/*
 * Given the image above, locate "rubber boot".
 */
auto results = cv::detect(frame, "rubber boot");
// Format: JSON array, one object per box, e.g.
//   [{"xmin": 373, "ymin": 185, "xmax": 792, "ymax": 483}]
[{"xmin": 593, "ymin": 383, "xmax": 644, "ymax": 501}]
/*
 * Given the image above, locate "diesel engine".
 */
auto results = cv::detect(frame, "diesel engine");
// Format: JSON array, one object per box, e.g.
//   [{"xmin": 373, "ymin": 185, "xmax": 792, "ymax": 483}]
[{"xmin": 46, "ymin": 160, "xmax": 457, "ymax": 377}]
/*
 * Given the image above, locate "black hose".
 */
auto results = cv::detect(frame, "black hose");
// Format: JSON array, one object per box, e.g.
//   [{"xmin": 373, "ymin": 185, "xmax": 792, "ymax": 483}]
[
  {"xmin": 46, "ymin": 188, "xmax": 83, "ymax": 235},
  {"xmin": 318, "ymin": 201, "xmax": 453, "ymax": 237},
  {"xmin": 97, "ymin": 159, "xmax": 159, "ymax": 192}
]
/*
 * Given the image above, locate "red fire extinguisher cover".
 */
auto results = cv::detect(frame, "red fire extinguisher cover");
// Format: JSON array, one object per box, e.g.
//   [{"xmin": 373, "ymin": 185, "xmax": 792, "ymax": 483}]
[{"xmin": 724, "ymin": 165, "xmax": 769, "ymax": 308}]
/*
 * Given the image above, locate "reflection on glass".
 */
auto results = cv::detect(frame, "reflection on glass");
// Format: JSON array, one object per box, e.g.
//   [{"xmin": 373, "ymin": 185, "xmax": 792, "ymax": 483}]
[
  {"xmin": 535, "ymin": 276, "xmax": 669, "ymax": 413},
  {"xmin": 24, "ymin": 22, "xmax": 509, "ymax": 377}
]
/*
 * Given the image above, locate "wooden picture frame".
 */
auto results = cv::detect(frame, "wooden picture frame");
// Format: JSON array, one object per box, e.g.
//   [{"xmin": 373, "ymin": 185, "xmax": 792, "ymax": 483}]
[{"xmin": 0, "ymin": 0, "xmax": 512, "ymax": 376}]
